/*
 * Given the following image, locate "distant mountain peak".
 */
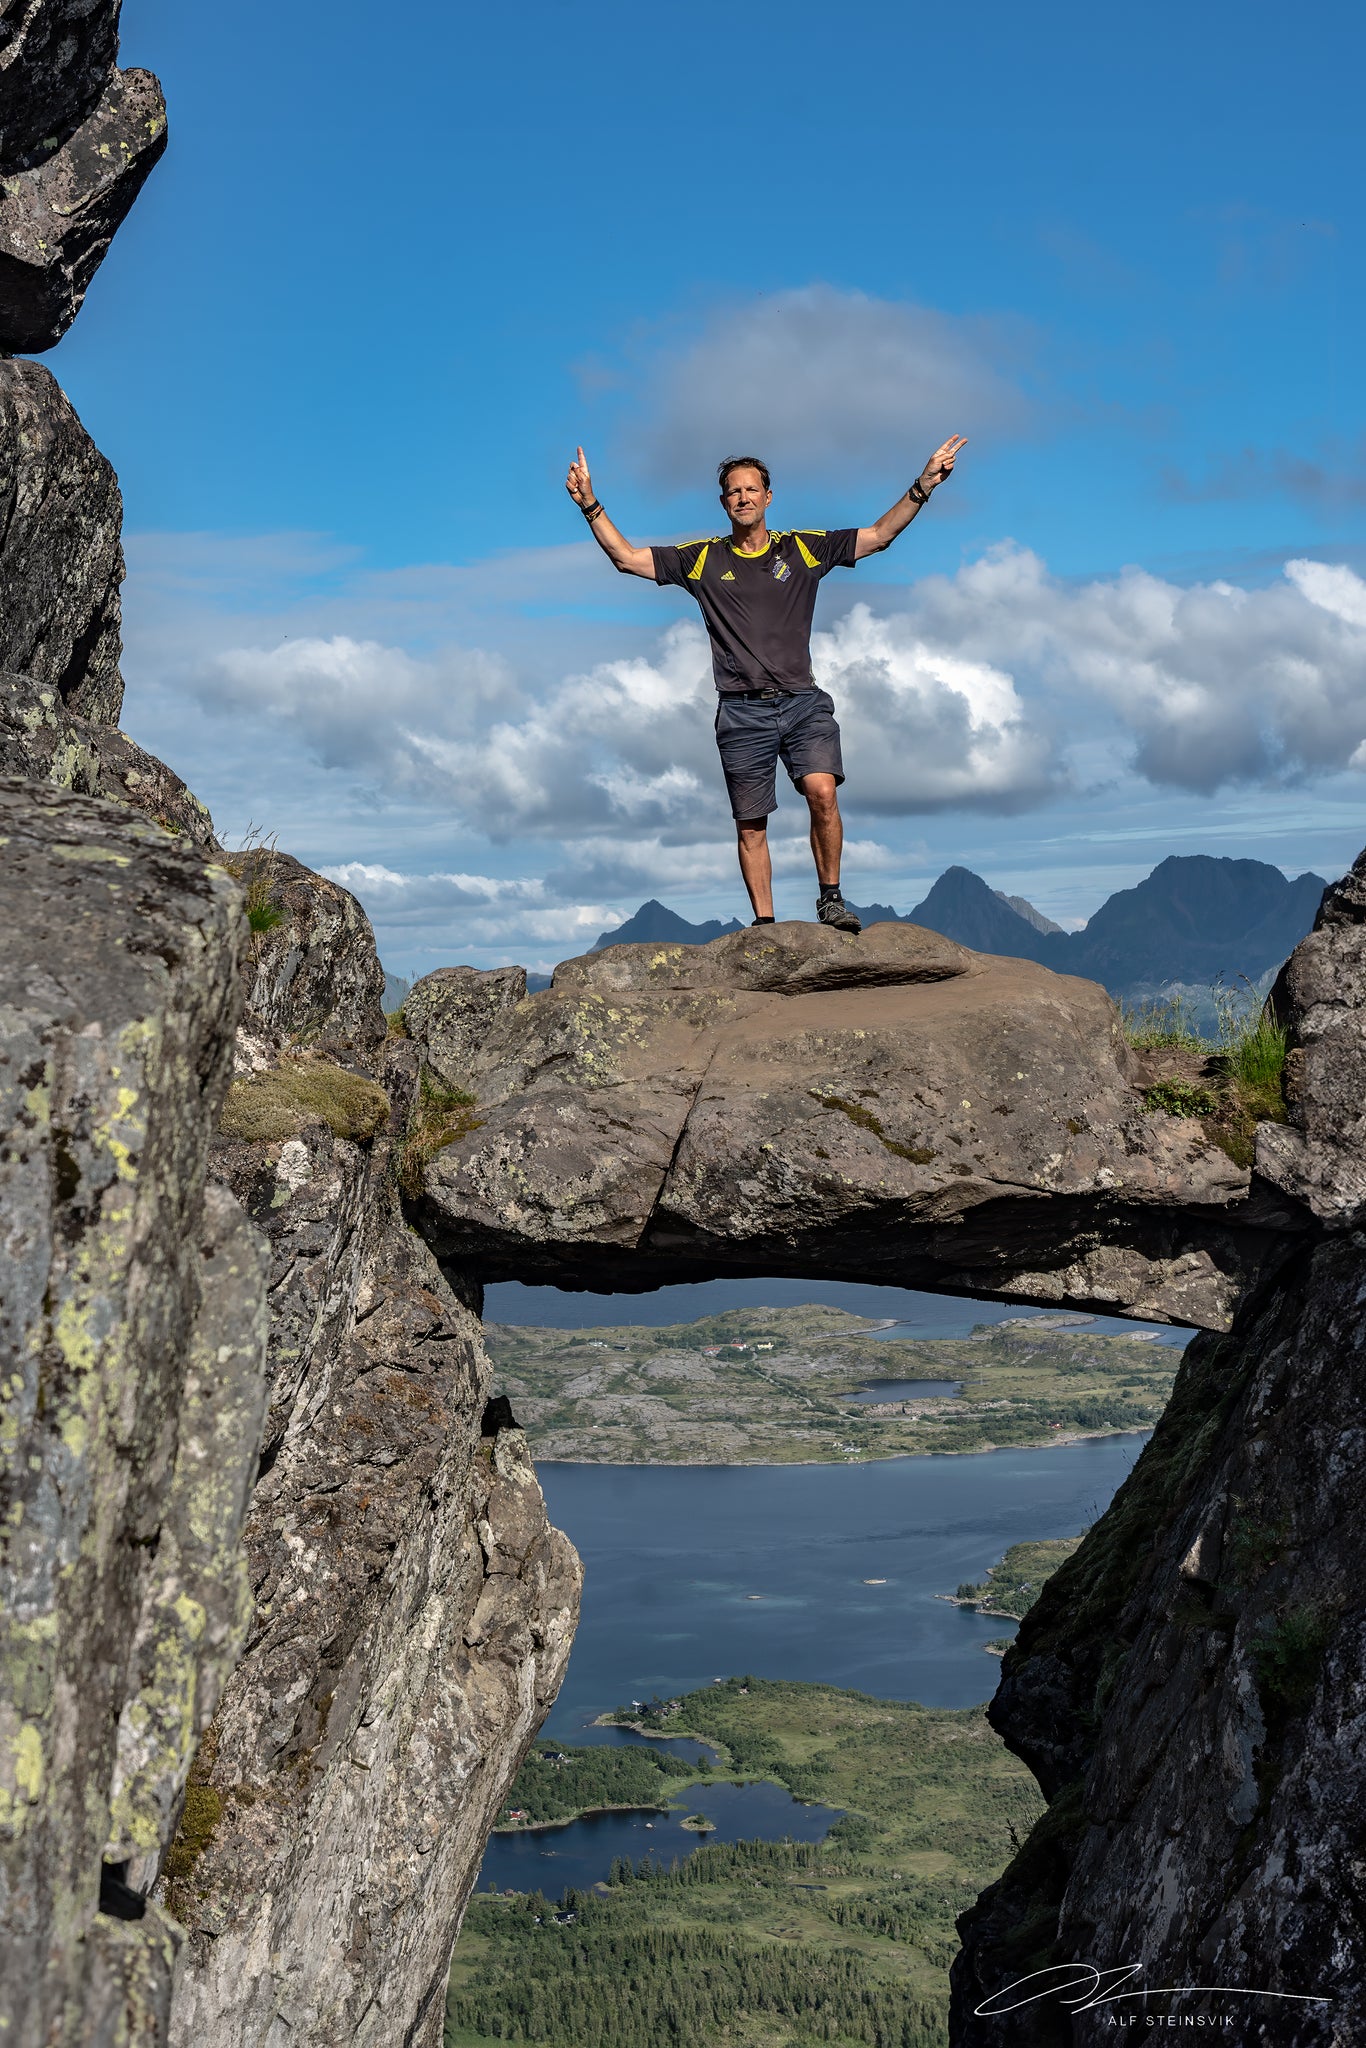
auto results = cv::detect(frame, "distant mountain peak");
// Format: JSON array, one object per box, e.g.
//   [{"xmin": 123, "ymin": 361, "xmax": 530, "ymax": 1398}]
[
  {"xmin": 995, "ymin": 890, "xmax": 1064, "ymax": 935},
  {"xmin": 593, "ymin": 900, "xmax": 745, "ymax": 950}
]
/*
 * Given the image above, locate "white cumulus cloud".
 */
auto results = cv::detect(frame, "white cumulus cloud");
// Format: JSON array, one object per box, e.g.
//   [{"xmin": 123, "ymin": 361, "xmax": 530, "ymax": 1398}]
[{"xmin": 623, "ymin": 286, "xmax": 1036, "ymax": 487}]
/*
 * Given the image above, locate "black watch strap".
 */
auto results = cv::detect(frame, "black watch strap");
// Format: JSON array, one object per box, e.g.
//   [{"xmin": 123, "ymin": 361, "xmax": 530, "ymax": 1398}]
[{"xmin": 909, "ymin": 479, "xmax": 931, "ymax": 507}]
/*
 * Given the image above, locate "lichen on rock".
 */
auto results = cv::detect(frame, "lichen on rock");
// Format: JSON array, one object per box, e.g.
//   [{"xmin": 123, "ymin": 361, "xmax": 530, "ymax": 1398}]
[{"xmin": 0, "ymin": 780, "xmax": 267, "ymax": 2046}]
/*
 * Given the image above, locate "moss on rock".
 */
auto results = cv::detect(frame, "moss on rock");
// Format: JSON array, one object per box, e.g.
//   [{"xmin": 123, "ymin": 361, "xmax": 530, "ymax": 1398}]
[{"xmin": 219, "ymin": 1062, "xmax": 391, "ymax": 1144}]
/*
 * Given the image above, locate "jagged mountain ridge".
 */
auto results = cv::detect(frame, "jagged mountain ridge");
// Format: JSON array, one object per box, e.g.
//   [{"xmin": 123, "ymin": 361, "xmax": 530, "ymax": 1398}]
[{"xmin": 594, "ymin": 855, "xmax": 1328, "ymax": 997}]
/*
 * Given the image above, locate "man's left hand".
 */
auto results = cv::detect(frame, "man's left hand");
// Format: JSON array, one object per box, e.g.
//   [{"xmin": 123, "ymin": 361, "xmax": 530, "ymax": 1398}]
[{"xmin": 921, "ymin": 434, "xmax": 968, "ymax": 489}]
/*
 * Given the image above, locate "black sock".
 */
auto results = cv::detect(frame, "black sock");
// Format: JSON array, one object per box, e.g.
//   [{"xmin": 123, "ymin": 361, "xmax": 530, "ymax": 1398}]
[
  {"xmin": 818, "ymin": 883, "xmax": 842, "ymax": 903},
  {"xmin": 751, "ymin": 914, "xmax": 775, "ymax": 925}
]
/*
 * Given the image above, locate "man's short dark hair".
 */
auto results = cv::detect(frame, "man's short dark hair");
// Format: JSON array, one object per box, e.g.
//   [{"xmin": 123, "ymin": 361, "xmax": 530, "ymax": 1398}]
[{"xmin": 718, "ymin": 455, "xmax": 771, "ymax": 493}]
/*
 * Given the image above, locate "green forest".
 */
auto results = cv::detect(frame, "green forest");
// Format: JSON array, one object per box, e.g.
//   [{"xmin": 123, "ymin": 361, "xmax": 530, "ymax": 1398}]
[{"xmin": 446, "ymin": 1677, "xmax": 1046, "ymax": 2047}]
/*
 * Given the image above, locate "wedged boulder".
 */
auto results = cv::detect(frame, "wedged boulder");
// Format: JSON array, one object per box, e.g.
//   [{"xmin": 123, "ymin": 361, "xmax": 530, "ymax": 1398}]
[
  {"xmin": 0, "ymin": 780, "xmax": 268, "ymax": 2046},
  {"xmin": 0, "ymin": 668, "xmax": 218, "ymax": 847},
  {"xmin": 411, "ymin": 921, "xmax": 1299, "ymax": 1329},
  {"xmin": 231, "ymin": 847, "xmax": 388, "ymax": 1055},
  {"xmin": 0, "ymin": 63, "xmax": 166, "ymax": 351},
  {"xmin": 166, "ymin": 1038, "xmax": 581, "ymax": 2047},
  {"xmin": 1258, "ymin": 847, "xmax": 1366, "ymax": 1223},
  {"xmin": 0, "ymin": 0, "xmax": 121, "ymax": 172},
  {"xmin": 0, "ymin": 359, "xmax": 125, "ymax": 724}
]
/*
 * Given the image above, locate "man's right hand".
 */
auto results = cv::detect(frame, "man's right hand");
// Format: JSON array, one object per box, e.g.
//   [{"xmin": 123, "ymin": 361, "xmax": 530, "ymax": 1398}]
[{"xmin": 566, "ymin": 445, "xmax": 594, "ymax": 507}]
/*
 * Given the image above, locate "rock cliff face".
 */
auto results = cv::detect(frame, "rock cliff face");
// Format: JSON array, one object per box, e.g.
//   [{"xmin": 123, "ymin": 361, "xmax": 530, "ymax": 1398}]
[
  {"xmin": 161, "ymin": 918, "xmax": 580, "ymax": 2047},
  {"xmin": 0, "ymin": 668, "xmax": 219, "ymax": 845},
  {"xmin": 948, "ymin": 855, "xmax": 1366, "ymax": 2046},
  {"xmin": 407, "ymin": 920, "xmax": 1299, "ymax": 1331},
  {"xmin": 0, "ymin": 359, "xmax": 127, "ymax": 723},
  {"xmin": 0, "ymin": 782, "xmax": 267, "ymax": 2045}
]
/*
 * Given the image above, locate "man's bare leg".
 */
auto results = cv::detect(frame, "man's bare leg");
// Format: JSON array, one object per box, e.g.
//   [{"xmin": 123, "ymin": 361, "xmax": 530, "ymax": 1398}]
[
  {"xmin": 799, "ymin": 773, "xmax": 843, "ymax": 886},
  {"xmin": 737, "ymin": 818, "xmax": 774, "ymax": 919}
]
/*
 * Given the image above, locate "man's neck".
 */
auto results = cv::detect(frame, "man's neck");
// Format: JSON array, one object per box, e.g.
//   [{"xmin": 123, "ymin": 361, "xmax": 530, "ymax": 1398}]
[{"xmin": 730, "ymin": 520, "xmax": 770, "ymax": 554}]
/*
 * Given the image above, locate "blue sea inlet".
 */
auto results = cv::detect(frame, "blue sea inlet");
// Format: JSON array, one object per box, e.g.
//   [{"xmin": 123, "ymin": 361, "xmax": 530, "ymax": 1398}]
[{"xmin": 476, "ymin": 1279, "xmax": 1171, "ymax": 1892}]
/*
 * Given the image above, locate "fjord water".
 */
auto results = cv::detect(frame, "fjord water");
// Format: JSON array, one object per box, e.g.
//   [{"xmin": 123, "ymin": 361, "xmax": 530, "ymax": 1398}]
[
  {"xmin": 480, "ymin": 1278, "xmax": 1175, "ymax": 1724},
  {"xmin": 535, "ymin": 1435, "xmax": 1145, "ymax": 1731},
  {"xmin": 477, "ymin": 1280, "xmax": 1162, "ymax": 1889}
]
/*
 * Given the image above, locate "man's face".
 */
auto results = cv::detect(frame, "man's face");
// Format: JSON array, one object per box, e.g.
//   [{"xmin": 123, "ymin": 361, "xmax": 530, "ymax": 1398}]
[{"xmin": 720, "ymin": 467, "xmax": 772, "ymax": 532}]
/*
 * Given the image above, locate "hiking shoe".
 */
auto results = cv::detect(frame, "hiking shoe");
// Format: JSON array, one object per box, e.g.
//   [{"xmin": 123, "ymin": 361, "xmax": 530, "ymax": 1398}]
[{"xmin": 816, "ymin": 893, "xmax": 861, "ymax": 934}]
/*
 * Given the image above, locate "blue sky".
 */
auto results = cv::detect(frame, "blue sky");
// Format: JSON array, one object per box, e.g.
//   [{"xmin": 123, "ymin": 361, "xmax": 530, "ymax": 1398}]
[{"xmin": 49, "ymin": 0, "xmax": 1366, "ymax": 973}]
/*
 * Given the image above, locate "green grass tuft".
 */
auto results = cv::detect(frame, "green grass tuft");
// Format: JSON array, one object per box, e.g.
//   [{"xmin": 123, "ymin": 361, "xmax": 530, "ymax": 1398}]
[
  {"xmin": 1252, "ymin": 1605, "xmax": 1337, "ymax": 1741},
  {"xmin": 1120, "ymin": 991, "xmax": 1209, "ymax": 1050},
  {"xmin": 162, "ymin": 1784, "xmax": 223, "ymax": 1881},
  {"xmin": 220, "ymin": 824, "xmax": 287, "ymax": 941},
  {"xmin": 1143, "ymin": 1079, "xmax": 1221, "ymax": 1119},
  {"xmin": 220, "ymin": 1062, "xmax": 391, "ymax": 1143},
  {"xmin": 397, "ymin": 1072, "xmax": 484, "ymax": 1198}
]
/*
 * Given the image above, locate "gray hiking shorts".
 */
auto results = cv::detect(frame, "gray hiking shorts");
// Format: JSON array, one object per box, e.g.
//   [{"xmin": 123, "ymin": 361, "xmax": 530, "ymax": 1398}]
[{"xmin": 714, "ymin": 688, "xmax": 845, "ymax": 821}]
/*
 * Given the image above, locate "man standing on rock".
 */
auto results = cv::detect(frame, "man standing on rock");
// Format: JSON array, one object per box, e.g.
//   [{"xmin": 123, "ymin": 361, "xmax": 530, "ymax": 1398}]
[{"xmin": 566, "ymin": 437, "xmax": 966, "ymax": 932}]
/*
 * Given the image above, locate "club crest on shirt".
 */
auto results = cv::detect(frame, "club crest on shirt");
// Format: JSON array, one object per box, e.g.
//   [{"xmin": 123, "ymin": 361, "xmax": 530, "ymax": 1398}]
[{"xmin": 771, "ymin": 557, "xmax": 791, "ymax": 582}]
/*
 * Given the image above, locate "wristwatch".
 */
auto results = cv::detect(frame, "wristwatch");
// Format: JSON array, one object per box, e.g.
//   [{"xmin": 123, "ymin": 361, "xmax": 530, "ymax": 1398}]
[{"xmin": 908, "ymin": 478, "xmax": 932, "ymax": 507}]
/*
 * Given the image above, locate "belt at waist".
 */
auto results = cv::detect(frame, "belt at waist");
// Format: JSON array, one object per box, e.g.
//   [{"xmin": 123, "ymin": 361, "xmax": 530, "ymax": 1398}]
[{"xmin": 724, "ymin": 686, "xmax": 804, "ymax": 700}]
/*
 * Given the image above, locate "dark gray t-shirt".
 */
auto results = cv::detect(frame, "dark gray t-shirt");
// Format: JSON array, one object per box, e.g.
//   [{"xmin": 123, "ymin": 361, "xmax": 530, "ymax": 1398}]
[{"xmin": 651, "ymin": 527, "xmax": 859, "ymax": 692}]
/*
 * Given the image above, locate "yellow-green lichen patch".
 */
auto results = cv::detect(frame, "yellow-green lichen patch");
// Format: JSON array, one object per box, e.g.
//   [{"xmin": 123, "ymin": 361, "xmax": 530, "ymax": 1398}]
[
  {"xmin": 0, "ymin": 1719, "xmax": 47, "ymax": 1828},
  {"xmin": 50, "ymin": 843, "xmax": 133, "ymax": 866},
  {"xmin": 162, "ymin": 1783, "xmax": 225, "ymax": 1882},
  {"xmin": 220, "ymin": 1062, "xmax": 391, "ymax": 1144}
]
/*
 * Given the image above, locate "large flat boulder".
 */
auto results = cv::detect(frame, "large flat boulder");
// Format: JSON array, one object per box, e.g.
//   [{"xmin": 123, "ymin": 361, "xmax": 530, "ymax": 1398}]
[
  {"xmin": 0, "ymin": 360, "xmax": 125, "ymax": 724},
  {"xmin": 411, "ymin": 922, "xmax": 1300, "ymax": 1330},
  {"xmin": 0, "ymin": 779, "xmax": 267, "ymax": 2046}
]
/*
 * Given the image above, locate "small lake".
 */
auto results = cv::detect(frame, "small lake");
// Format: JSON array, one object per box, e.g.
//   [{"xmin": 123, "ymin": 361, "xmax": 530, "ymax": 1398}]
[
  {"xmin": 480, "ymin": 1777, "xmax": 842, "ymax": 1894},
  {"xmin": 845, "ymin": 1378, "xmax": 962, "ymax": 1403}
]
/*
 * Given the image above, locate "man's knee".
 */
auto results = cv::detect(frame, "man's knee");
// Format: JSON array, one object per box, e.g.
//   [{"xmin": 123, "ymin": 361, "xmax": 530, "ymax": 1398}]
[
  {"xmin": 798, "ymin": 774, "xmax": 839, "ymax": 816},
  {"xmin": 736, "ymin": 817, "xmax": 769, "ymax": 839}
]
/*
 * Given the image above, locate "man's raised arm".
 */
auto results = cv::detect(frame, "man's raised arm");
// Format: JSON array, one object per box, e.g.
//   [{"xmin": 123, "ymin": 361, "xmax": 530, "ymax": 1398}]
[
  {"xmin": 854, "ymin": 434, "xmax": 968, "ymax": 560},
  {"xmin": 566, "ymin": 447, "xmax": 656, "ymax": 578}
]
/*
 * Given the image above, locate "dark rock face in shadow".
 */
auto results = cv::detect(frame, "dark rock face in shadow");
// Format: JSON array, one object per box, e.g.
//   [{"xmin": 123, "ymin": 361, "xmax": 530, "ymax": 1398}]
[
  {"xmin": 0, "ymin": 0, "xmax": 122, "ymax": 171},
  {"xmin": 408, "ymin": 922, "xmax": 1301, "ymax": 1332},
  {"xmin": 950, "ymin": 854, "xmax": 1366, "ymax": 2047},
  {"xmin": 0, "ymin": 32, "xmax": 166, "ymax": 351},
  {"xmin": 0, "ymin": 362, "xmax": 127, "ymax": 724}
]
